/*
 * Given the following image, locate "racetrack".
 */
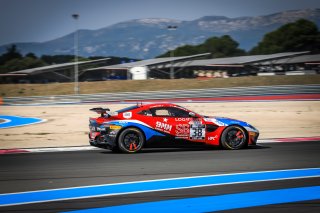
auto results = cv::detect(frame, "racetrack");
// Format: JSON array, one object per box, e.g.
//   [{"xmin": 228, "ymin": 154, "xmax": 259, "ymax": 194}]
[
  {"xmin": 0, "ymin": 141, "xmax": 319, "ymax": 212},
  {"xmin": 1, "ymin": 101, "xmax": 320, "ymax": 149},
  {"xmin": 0, "ymin": 100, "xmax": 319, "ymax": 212}
]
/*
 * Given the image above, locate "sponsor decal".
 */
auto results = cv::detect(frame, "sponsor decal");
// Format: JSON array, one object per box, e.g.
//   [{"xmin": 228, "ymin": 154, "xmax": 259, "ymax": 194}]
[
  {"xmin": 208, "ymin": 135, "xmax": 218, "ymax": 141},
  {"xmin": 155, "ymin": 121, "xmax": 172, "ymax": 133},
  {"xmin": 109, "ymin": 125, "xmax": 122, "ymax": 130},
  {"xmin": 175, "ymin": 118, "xmax": 191, "ymax": 122},
  {"xmin": 150, "ymin": 104, "xmax": 166, "ymax": 108},
  {"xmin": 175, "ymin": 136, "xmax": 189, "ymax": 139},
  {"xmin": 118, "ymin": 121, "xmax": 128, "ymax": 124},
  {"xmin": 109, "ymin": 130, "xmax": 117, "ymax": 135},
  {"xmin": 163, "ymin": 118, "xmax": 168, "ymax": 122},
  {"xmin": 189, "ymin": 124, "xmax": 206, "ymax": 140},
  {"xmin": 96, "ymin": 126, "xmax": 105, "ymax": 131},
  {"xmin": 176, "ymin": 124, "xmax": 190, "ymax": 137},
  {"xmin": 123, "ymin": 112, "xmax": 132, "ymax": 119},
  {"xmin": 189, "ymin": 118, "xmax": 202, "ymax": 125}
]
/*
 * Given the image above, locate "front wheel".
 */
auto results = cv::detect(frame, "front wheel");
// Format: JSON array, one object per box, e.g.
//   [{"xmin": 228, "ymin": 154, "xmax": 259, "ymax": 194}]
[
  {"xmin": 117, "ymin": 128, "xmax": 145, "ymax": 153},
  {"xmin": 220, "ymin": 126, "xmax": 247, "ymax": 150}
]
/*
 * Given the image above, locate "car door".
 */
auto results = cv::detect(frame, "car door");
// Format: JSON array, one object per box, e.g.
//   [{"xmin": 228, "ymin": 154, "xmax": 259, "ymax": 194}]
[
  {"xmin": 149, "ymin": 106, "xmax": 206, "ymax": 142},
  {"xmin": 148, "ymin": 107, "xmax": 175, "ymax": 135},
  {"xmin": 168, "ymin": 106, "xmax": 206, "ymax": 142}
]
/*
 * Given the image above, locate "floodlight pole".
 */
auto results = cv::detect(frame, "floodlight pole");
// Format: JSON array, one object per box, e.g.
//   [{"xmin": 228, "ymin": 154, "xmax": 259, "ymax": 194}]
[
  {"xmin": 167, "ymin": 25, "xmax": 177, "ymax": 79},
  {"xmin": 72, "ymin": 14, "xmax": 79, "ymax": 94}
]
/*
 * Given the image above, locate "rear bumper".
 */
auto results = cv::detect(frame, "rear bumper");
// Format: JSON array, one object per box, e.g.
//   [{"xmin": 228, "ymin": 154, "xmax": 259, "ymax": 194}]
[{"xmin": 88, "ymin": 132, "xmax": 117, "ymax": 149}]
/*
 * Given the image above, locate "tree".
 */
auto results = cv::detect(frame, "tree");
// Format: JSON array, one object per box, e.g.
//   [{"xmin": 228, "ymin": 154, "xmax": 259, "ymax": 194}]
[
  {"xmin": 201, "ymin": 35, "xmax": 246, "ymax": 58},
  {"xmin": 0, "ymin": 44, "xmax": 23, "ymax": 65},
  {"xmin": 41, "ymin": 55, "xmax": 87, "ymax": 64},
  {"xmin": 0, "ymin": 57, "xmax": 47, "ymax": 74},
  {"xmin": 0, "ymin": 49, "xmax": 47, "ymax": 74},
  {"xmin": 41, "ymin": 55, "xmax": 76, "ymax": 64},
  {"xmin": 250, "ymin": 19, "xmax": 320, "ymax": 54},
  {"xmin": 157, "ymin": 35, "xmax": 246, "ymax": 58},
  {"xmin": 25, "ymin": 52, "xmax": 37, "ymax": 59}
]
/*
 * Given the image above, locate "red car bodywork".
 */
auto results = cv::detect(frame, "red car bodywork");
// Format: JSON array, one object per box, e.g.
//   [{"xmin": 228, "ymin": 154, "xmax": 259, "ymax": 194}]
[{"xmin": 89, "ymin": 103, "xmax": 259, "ymax": 152}]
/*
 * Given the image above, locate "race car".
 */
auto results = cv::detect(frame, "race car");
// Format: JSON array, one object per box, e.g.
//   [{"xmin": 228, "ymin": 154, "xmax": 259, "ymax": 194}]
[{"xmin": 89, "ymin": 103, "xmax": 259, "ymax": 153}]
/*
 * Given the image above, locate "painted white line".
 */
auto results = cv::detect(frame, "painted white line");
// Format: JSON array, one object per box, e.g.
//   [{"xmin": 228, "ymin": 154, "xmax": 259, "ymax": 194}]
[
  {"xmin": 25, "ymin": 146, "xmax": 99, "ymax": 153},
  {"xmin": 1, "ymin": 137, "xmax": 319, "ymax": 155},
  {"xmin": 258, "ymin": 139, "xmax": 278, "ymax": 143},
  {"xmin": 0, "ymin": 168, "xmax": 319, "ymax": 207},
  {"xmin": 0, "ymin": 118, "xmax": 11, "ymax": 125}
]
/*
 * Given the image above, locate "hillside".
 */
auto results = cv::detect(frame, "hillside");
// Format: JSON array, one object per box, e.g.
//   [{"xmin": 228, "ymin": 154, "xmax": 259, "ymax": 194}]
[{"xmin": 0, "ymin": 9, "xmax": 319, "ymax": 59}]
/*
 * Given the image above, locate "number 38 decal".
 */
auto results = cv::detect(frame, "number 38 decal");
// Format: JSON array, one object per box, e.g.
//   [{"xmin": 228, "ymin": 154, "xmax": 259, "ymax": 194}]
[{"xmin": 189, "ymin": 124, "xmax": 205, "ymax": 140}]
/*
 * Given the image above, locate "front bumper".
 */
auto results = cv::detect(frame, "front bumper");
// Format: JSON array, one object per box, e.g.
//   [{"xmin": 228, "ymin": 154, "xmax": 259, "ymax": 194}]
[{"xmin": 248, "ymin": 131, "xmax": 259, "ymax": 145}]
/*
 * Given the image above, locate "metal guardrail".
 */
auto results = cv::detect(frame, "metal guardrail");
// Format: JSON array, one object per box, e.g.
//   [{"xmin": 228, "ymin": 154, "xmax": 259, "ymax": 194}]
[{"xmin": 2, "ymin": 84, "xmax": 320, "ymax": 106}]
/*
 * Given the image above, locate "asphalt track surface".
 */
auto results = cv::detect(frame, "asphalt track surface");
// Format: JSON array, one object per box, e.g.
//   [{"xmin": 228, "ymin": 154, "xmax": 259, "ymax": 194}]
[{"xmin": 0, "ymin": 141, "xmax": 319, "ymax": 212}]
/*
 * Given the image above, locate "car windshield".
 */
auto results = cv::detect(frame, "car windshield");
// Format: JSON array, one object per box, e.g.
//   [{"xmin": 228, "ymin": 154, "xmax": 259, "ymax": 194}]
[{"xmin": 116, "ymin": 105, "xmax": 139, "ymax": 113}]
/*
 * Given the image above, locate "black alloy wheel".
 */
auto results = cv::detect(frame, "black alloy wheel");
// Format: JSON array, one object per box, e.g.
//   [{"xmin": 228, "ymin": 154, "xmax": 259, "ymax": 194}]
[
  {"xmin": 220, "ymin": 125, "xmax": 247, "ymax": 150},
  {"xmin": 118, "ymin": 128, "xmax": 145, "ymax": 153}
]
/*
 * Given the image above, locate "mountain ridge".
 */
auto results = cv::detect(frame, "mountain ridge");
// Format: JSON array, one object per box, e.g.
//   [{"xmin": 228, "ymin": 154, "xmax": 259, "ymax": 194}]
[{"xmin": 1, "ymin": 8, "xmax": 319, "ymax": 59}]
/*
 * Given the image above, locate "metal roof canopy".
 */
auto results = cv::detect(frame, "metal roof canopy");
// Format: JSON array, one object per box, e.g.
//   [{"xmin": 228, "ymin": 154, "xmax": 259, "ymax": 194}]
[
  {"xmin": 1, "ymin": 52, "xmax": 313, "ymax": 78},
  {"xmin": 253, "ymin": 54, "xmax": 320, "ymax": 65},
  {"xmin": 85, "ymin": 52, "xmax": 309, "ymax": 72},
  {"xmin": 6, "ymin": 58, "xmax": 110, "ymax": 76},
  {"xmin": 85, "ymin": 53, "xmax": 211, "ymax": 71},
  {"xmin": 177, "ymin": 52, "xmax": 310, "ymax": 67}
]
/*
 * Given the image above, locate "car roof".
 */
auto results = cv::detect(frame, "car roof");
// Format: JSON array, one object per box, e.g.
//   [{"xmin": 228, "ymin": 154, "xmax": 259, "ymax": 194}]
[
  {"xmin": 140, "ymin": 103, "xmax": 181, "ymax": 108},
  {"xmin": 117, "ymin": 103, "xmax": 189, "ymax": 113}
]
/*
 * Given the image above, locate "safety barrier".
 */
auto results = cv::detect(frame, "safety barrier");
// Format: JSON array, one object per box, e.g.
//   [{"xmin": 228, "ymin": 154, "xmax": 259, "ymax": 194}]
[{"xmin": 2, "ymin": 84, "xmax": 320, "ymax": 106}]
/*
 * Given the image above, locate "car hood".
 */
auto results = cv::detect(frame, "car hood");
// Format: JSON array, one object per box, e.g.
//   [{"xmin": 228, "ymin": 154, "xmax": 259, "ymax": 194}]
[{"xmin": 204, "ymin": 116, "xmax": 258, "ymax": 132}]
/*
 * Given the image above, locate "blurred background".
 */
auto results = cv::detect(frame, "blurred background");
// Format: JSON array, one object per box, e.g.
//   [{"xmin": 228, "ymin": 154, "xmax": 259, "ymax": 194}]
[{"xmin": 0, "ymin": 0, "xmax": 319, "ymax": 96}]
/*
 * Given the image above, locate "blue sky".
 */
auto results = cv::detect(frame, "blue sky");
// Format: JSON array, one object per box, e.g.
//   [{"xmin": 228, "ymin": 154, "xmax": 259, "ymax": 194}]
[{"xmin": 0, "ymin": 0, "xmax": 319, "ymax": 46}]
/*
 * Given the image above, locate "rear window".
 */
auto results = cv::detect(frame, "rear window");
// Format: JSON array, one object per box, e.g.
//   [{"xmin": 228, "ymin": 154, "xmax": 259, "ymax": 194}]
[{"xmin": 116, "ymin": 105, "xmax": 139, "ymax": 113}]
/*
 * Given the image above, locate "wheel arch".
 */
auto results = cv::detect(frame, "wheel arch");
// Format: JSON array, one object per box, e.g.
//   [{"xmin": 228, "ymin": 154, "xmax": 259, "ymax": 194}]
[
  {"xmin": 219, "ymin": 124, "xmax": 249, "ymax": 147},
  {"xmin": 115, "ymin": 125, "xmax": 147, "ymax": 146}
]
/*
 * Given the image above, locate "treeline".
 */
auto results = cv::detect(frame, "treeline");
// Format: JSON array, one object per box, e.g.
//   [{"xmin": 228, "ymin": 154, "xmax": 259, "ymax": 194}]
[
  {"xmin": 0, "ymin": 46, "xmax": 135, "ymax": 74},
  {"xmin": 0, "ymin": 45, "xmax": 46, "ymax": 74},
  {"xmin": 158, "ymin": 19, "xmax": 320, "ymax": 58},
  {"xmin": 1, "ymin": 19, "xmax": 319, "ymax": 74},
  {"xmin": 0, "ymin": 46, "xmax": 87, "ymax": 74}
]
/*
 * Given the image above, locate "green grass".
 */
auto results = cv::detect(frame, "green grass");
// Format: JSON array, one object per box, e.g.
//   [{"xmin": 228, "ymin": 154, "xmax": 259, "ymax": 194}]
[{"xmin": 0, "ymin": 75, "xmax": 319, "ymax": 97}]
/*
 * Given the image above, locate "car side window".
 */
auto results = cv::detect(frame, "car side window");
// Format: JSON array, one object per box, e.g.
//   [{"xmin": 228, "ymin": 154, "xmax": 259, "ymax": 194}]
[
  {"xmin": 149, "ymin": 108, "xmax": 170, "ymax": 117},
  {"xmin": 150, "ymin": 107, "xmax": 189, "ymax": 117},
  {"xmin": 167, "ymin": 107, "xmax": 190, "ymax": 117},
  {"xmin": 137, "ymin": 109, "xmax": 152, "ymax": 116}
]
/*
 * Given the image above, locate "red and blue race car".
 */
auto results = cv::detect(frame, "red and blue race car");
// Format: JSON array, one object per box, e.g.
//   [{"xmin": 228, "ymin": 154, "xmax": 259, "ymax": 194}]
[{"xmin": 89, "ymin": 103, "xmax": 259, "ymax": 153}]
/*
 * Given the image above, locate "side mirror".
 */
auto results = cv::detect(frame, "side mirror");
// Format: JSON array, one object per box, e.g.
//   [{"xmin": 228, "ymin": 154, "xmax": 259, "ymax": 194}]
[{"xmin": 189, "ymin": 112, "xmax": 197, "ymax": 118}]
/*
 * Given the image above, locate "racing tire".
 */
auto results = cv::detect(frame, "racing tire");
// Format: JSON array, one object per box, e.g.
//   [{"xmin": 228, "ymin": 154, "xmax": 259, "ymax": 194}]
[
  {"xmin": 117, "ymin": 128, "xmax": 145, "ymax": 153},
  {"xmin": 220, "ymin": 125, "xmax": 247, "ymax": 150}
]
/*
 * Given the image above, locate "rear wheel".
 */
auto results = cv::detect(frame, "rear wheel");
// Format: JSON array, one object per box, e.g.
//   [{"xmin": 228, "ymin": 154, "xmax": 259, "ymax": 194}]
[
  {"xmin": 220, "ymin": 126, "xmax": 247, "ymax": 150},
  {"xmin": 117, "ymin": 128, "xmax": 145, "ymax": 153}
]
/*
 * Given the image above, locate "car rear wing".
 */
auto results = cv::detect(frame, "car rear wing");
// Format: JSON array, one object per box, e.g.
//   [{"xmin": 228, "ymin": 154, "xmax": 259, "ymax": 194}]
[{"xmin": 90, "ymin": 107, "xmax": 110, "ymax": 117}]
